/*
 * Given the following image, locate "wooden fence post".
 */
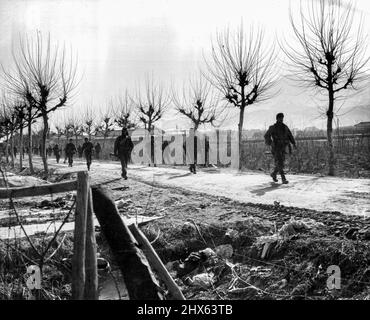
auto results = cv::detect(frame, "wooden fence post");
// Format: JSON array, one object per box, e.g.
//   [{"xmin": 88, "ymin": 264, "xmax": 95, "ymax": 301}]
[
  {"xmin": 72, "ymin": 171, "xmax": 89, "ymax": 300},
  {"xmin": 84, "ymin": 188, "xmax": 98, "ymax": 300}
]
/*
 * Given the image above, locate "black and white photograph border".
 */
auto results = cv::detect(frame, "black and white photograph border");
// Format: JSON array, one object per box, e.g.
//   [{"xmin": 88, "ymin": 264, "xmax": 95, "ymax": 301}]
[{"xmin": 0, "ymin": 0, "xmax": 369, "ymax": 308}]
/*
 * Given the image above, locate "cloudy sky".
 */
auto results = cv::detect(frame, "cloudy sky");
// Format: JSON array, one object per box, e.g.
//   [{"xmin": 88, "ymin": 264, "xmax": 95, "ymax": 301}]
[{"xmin": 0, "ymin": 0, "xmax": 369, "ymax": 130}]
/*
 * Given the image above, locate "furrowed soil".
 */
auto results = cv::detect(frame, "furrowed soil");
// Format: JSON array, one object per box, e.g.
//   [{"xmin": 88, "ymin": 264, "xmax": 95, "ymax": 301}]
[{"xmin": 0, "ymin": 164, "xmax": 369, "ymax": 300}]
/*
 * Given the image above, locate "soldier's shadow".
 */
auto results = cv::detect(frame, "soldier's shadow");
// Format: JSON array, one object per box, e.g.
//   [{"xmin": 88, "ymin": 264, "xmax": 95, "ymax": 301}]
[
  {"xmin": 250, "ymin": 182, "xmax": 282, "ymax": 196},
  {"xmin": 168, "ymin": 172, "xmax": 193, "ymax": 180}
]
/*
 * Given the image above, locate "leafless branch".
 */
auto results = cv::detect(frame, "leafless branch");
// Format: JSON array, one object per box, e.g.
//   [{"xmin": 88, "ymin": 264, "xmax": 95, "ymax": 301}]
[
  {"xmin": 133, "ymin": 77, "xmax": 171, "ymax": 131},
  {"xmin": 110, "ymin": 90, "xmax": 137, "ymax": 129},
  {"xmin": 172, "ymin": 73, "xmax": 225, "ymax": 130}
]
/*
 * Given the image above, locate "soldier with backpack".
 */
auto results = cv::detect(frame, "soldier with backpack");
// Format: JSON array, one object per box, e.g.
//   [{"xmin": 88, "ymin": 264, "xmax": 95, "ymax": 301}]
[
  {"xmin": 53, "ymin": 144, "xmax": 61, "ymax": 163},
  {"xmin": 264, "ymin": 113, "xmax": 296, "ymax": 184},
  {"xmin": 65, "ymin": 139, "xmax": 77, "ymax": 167},
  {"xmin": 114, "ymin": 128, "xmax": 134, "ymax": 179},
  {"xmin": 95, "ymin": 142, "xmax": 101, "ymax": 159},
  {"xmin": 81, "ymin": 138, "xmax": 94, "ymax": 171}
]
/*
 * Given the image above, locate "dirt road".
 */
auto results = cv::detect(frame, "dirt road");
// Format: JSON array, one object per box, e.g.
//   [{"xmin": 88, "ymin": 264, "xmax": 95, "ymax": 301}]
[{"xmin": 36, "ymin": 157, "xmax": 370, "ymax": 217}]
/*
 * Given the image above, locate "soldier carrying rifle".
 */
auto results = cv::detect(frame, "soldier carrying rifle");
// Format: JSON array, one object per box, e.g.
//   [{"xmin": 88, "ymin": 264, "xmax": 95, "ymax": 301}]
[
  {"xmin": 114, "ymin": 128, "xmax": 134, "ymax": 180},
  {"xmin": 264, "ymin": 113, "xmax": 296, "ymax": 184}
]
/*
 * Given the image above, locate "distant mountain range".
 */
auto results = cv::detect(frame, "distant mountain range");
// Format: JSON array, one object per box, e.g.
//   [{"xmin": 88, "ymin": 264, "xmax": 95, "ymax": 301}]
[{"xmin": 159, "ymin": 77, "xmax": 370, "ymax": 131}]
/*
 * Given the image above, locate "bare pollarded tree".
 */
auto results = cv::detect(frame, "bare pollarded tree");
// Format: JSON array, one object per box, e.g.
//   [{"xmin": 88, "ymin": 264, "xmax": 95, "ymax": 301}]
[
  {"xmin": 13, "ymin": 98, "xmax": 28, "ymax": 170},
  {"xmin": 173, "ymin": 74, "xmax": 223, "ymax": 131},
  {"xmin": 2, "ymin": 33, "xmax": 78, "ymax": 174},
  {"xmin": 0, "ymin": 94, "xmax": 28, "ymax": 170},
  {"xmin": 0, "ymin": 101, "xmax": 12, "ymax": 164},
  {"xmin": 172, "ymin": 74, "xmax": 227, "ymax": 172},
  {"xmin": 0, "ymin": 95, "xmax": 17, "ymax": 168},
  {"xmin": 206, "ymin": 23, "xmax": 278, "ymax": 170},
  {"xmin": 111, "ymin": 91, "xmax": 137, "ymax": 130},
  {"xmin": 23, "ymin": 98, "xmax": 39, "ymax": 174},
  {"xmin": 134, "ymin": 78, "xmax": 171, "ymax": 132},
  {"xmin": 283, "ymin": 0, "xmax": 370, "ymax": 176},
  {"xmin": 2, "ymin": 93, "xmax": 39, "ymax": 173}
]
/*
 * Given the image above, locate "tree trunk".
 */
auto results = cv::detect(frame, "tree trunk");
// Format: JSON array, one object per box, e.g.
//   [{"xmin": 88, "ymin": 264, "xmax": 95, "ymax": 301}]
[
  {"xmin": 10, "ymin": 130, "xmax": 15, "ymax": 168},
  {"xmin": 41, "ymin": 112, "xmax": 49, "ymax": 174},
  {"xmin": 27, "ymin": 115, "xmax": 34, "ymax": 174},
  {"xmin": 238, "ymin": 106, "xmax": 245, "ymax": 171},
  {"xmin": 5, "ymin": 134, "xmax": 9, "ymax": 164},
  {"xmin": 19, "ymin": 125, "xmax": 23, "ymax": 171},
  {"xmin": 327, "ymin": 91, "xmax": 335, "ymax": 176},
  {"xmin": 102, "ymin": 136, "xmax": 106, "ymax": 157}
]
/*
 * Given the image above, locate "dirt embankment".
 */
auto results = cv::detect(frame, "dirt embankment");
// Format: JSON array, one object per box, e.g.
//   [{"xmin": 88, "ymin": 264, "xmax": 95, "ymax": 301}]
[{"xmin": 130, "ymin": 182, "xmax": 370, "ymax": 300}]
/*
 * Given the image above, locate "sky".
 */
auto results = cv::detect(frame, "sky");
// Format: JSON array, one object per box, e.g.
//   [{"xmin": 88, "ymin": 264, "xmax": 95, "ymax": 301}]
[{"xmin": 0, "ymin": 0, "xmax": 369, "ymax": 130}]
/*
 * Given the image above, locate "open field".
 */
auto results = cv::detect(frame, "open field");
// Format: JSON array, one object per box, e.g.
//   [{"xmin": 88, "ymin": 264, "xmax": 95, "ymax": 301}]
[{"xmin": 242, "ymin": 135, "xmax": 370, "ymax": 178}]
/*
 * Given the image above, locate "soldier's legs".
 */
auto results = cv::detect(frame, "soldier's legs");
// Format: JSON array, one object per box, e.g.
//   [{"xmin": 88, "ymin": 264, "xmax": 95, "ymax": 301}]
[
  {"xmin": 68, "ymin": 155, "xmax": 73, "ymax": 167},
  {"xmin": 191, "ymin": 163, "xmax": 197, "ymax": 174},
  {"xmin": 276, "ymin": 151, "xmax": 288, "ymax": 183},
  {"xmin": 277, "ymin": 153, "xmax": 285, "ymax": 175},
  {"xmin": 271, "ymin": 156, "xmax": 278, "ymax": 182},
  {"xmin": 272, "ymin": 154, "xmax": 280, "ymax": 176},
  {"xmin": 188, "ymin": 164, "xmax": 193, "ymax": 173},
  {"xmin": 272, "ymin": 150, "xmax": 285, "ymax": 181},
  {"xmin": 86, "ymin": 154, "xmax": 92, "ymax": 170},
  {"xmin": 120, "ymin": 156, "xmax": 128, "ymax": 179}
]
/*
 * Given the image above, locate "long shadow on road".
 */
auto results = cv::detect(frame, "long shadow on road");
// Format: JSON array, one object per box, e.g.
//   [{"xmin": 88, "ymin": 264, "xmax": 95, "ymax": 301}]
[
  {"xmin": 250, "ymin": 182, "xmax": 282, "ymax": 196},
  {"xmin": 168, "ymin": 173, "xmax": 193, "ymax": 180}
]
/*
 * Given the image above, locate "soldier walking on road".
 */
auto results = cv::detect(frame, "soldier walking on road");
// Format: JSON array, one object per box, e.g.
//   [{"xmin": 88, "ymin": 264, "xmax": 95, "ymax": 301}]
[
  {"xmin": 264, "ymin": 113, "xmax": 296, "ymax": 184},
  {"xmin": 114, "ymin": 128, "xmax": 134, "ymax": 180},
  {"xmin": 183, "ymin": 132, "xmax": 198, "ymax": 174},
  {"xmin": 65, "ymin": 139, "xmax": 77, "ymax": 167},
  {"xmin": 53, "ymin": 144, "xmax": 61, "ymax": 163},
  {"xmin": 95, "ymin": 143, "xmax": 101, "ymax": 160},
  {"xmin": 47, "ymin": 145, "xmax": 53, "ymax": 157},
  {"xmin": 81, "ymin": 138, "xmax": 94, "ymax": 171}
]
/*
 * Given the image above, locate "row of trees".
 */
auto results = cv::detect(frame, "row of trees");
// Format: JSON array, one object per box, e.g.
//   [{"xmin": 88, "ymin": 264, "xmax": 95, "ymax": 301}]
[
  {"xmin": 0, "ymin": 68, "xmax": 223, "ymax": 172},
  {"xmin": 52, "ymin": 75, "xmax": 222, "ymax": 149},
  {"xmin": 1, "ymin": 0, "xmax": 369, "ymax": 175},
  {"xmin": 0, "ymin": 34, "xmax": 77, "ymax": 175}
]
